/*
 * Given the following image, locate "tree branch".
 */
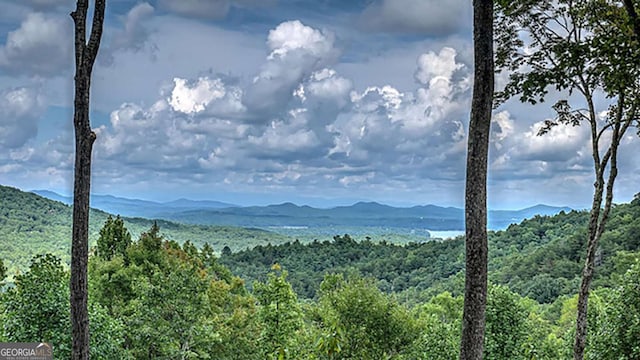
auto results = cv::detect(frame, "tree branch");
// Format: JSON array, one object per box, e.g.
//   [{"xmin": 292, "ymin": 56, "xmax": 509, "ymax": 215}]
[
  {"xmin": 623, "ymin": 0, "xmax": 640, "ymax": 41},
  {"xmin": 86, "ymin": 0, "xmax": 106, "ymax": 70}
]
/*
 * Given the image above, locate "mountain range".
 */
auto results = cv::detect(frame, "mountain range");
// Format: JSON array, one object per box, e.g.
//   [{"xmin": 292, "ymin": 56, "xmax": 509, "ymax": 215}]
[
  {"xmin": 32, "ymin": 190, "xmax": 236, "ymax": 217},
  {"xmin": 32, "ymin": 190, "xmax": 572, "ymax": 230}
]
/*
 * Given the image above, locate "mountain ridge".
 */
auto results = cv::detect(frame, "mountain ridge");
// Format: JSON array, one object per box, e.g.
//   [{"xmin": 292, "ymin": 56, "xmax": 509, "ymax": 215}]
[
  {"xmin": 31, "ymin": 190, "xmax": 237, "ymax": 218},
  {"xmin": 31, "ymin": 189, "xmax": 571, "ymax": 230}
]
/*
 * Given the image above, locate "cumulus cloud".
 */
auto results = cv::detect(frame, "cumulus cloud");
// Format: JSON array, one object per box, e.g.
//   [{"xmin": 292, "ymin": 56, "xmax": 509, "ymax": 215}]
[
  {"xmin": 490, "ymin": 111, "xmax": 515, "ymax": 150},
  {"xmin": 168, "ymin": 77, "xmax": 247, "ymax": 118},
  {"xmin": 86, "ymin": 18, "xmax": 474, "ymax": 195},
  {"xmin": 0, "ymin": 12, "xmax": 72, "ymax": 76},
  {"xmin": 518, "ymin": 119, "xmax": 590, "ymax": 163},
  {"xmin": 360, "ymin": 0, "xmax": 470, "ymax": 35},
  {"xmin": 0, "ymin": 86, "xmax": 45, "ymax": 148},
  {"xmin": 487, "ymin": 110, "xmax": 594, "ymax": 184},
  {"xmin": 243, "ymin": 20, "xmax": 339, "ymax": 117},
  {"xmin": 100, "ymin": 2, "xmax": 156, "ymax": 66},
  {"xmin": 324, "ymin": 47, "xmax": 471, "ymax": 183},
  {"xmin": 169, "ymin": 77, "xmax": 226, "ymax": 114}
]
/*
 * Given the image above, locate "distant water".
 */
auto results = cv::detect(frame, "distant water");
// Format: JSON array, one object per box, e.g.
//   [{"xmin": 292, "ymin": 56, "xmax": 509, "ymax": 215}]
[
  {"xmin": 261, "ymin": 225, "xmax": 464, "ymax": 241},
  {"xmin": 426, "ymin": 230, "xmax": 465, "ymax": 239},
  {"xmin": 267, "ymin": 226, "xmax": 309, "ymax": 230}
]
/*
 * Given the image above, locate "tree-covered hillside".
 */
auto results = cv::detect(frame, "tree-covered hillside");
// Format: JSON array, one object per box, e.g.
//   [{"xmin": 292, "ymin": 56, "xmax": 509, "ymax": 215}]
[
  {"xmin": 1, "ymin": 185, "xmax": 639, "ymax": 358},
  {"xmin": 1, "ymin": 215, "xmax": 638, "ymax": 359},
  {"xmin": 221, "ymin": 195, "xmax": 640, "ymax": 304},
  {"xmin": 0, "ymin": 185, "xmax": 290, "ymax": 278}
]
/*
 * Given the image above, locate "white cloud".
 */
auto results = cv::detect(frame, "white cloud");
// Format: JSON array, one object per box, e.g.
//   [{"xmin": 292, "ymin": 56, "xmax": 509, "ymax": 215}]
[
  {"xmin": 100, "ymin": 2, "xmax": 156, "ymax": 66},
  {"xmin": 266, "ymin": 20, "xmax": 335, "ymax": 60},
  {"xmin": 169, "ymin": 77, "xmax": 227, "ymax": 114},
  {"xmin": 0, "ymin": 86, "xmax": 44, "ymax": 148},
  {"xmin": 243, "ymin": 20, "xmax": 339, "ymax": 116},
  {"xmin": 415, "ymin": 47, "xmax": 463, "ymax": 85},
  {"xmin": 89, "ymin": 39, "xmax": 472, "ymax": 193},
  {"xmin": 329, "ymin": 47, "xmax": 471, "ymax": 180},
  {"xmin": 90, "ymin": 16, "xmax": 265, "ymax": 112},
  {"xmin": 518, "ymin": 120, "xmax": 590, "ymax": 162},
  {"xmin": 0, "ymin": 12, "xmax": 72, "ymax": 76},
  {"xmin": 491, "ymin": 111, "xmax": 515, "ymax": 150}
]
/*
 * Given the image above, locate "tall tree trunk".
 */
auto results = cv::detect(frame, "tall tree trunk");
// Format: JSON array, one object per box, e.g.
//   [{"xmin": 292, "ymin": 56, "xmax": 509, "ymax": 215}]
[
  {"xmin": 460, "ymin": 0, "xmax": 494, "ymax": 359},
  {"xmin": 573, "ymin": 97, "xmax": 634, "ymax": 360},
  {"xmin": 70, "ymin": 1, "xmax": 105, "ymax": 359}
]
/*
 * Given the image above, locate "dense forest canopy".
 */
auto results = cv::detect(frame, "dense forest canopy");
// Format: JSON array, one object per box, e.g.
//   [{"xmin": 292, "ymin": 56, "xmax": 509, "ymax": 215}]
[{"xmin": 1, "ymin": 186, "xmax": 639, "ymax": 358}]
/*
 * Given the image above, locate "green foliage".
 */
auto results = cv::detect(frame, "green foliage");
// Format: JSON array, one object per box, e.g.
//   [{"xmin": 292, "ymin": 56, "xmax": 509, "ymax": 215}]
[
  {"xmin": 411, "ymin": 292, "xmax": 462, "ymax": 360},
  {"xmin": 313, "ymin": 274, "xmax": 419, "ymax": 359},
  {"xmin": 0, "ymin": 185, "xmax": 294, "ymax": 279},
  {"xmin": 1, "ymin": 254, "xmax": 128, "ymax": 359},
  {"xmin": 207, "ymin": 276, "xmax": 261, "ymax": 360},
  {"xmin": 219, "ymin": 201, "xmax": 640, "ymax": 307},
  {"xmin": 253, "ymin": 265, "xmax": 302, "ymax": 359},
  {"xmin": 97, "ymin": 215, "xmax": 132, "ymax": 261},
  {"xmin": 589, "ymin": 258, "xmax": 640, "ymax": 359},
  {"xmin": 4, "ymin": 185, "xmax": 640, "ymax": 358},
  {"xmin": 484, "ymin": 285, "xmax": 530, "ymax": 360},
  {"xmin": 90, "ymin": 221, "xmax": 260, "ymax": 359},
  {"xmin": 222, "ymin": 234, "xmax": 465, "ymax": 299},
  {"xmin": 2, "ymin": 254, "xmax": 70, "ymax": 354}
]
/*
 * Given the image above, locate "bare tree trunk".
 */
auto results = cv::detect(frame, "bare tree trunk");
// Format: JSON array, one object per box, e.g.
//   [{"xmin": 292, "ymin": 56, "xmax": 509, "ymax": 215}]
[
  {"xmin": 573, "ymin": 97, "xmax": 634, "ymax": 360},
  {"xmin": 70, "ymin": 1, "xmax": 105, "ymax": 359},
  {"xmin": 459, "ymin": 0, "xmax": 494, "ymax": 359}
]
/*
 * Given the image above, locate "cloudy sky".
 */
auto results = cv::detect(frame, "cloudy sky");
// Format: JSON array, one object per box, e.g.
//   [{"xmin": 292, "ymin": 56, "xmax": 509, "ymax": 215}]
[{"xmin": 0, "ymin": 0, "xmax": 638, "ymax": 209}]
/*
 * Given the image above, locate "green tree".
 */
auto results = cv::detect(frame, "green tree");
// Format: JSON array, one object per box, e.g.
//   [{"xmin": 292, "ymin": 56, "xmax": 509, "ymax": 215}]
[
  {"xmin": 3, "ymin": 254, "xmax": 70, "ymax": 354},
  {"xmin": 412, "ymin": 292, "xmax": 463, "ymax": 360},
  {"xmin": 589, "ymin": 259, "xmax": 640, "ymax": 359},
  {"xmin": 315, "ymin": 273, "xmax": 419, "ymax": 359},
  {"xmin": 126, "ymin": 263, "xmax": 212, "ymax": 359},
  {"xmin": 2, "ymin": 254, "xmax": 128, "ymax": 359},
  {"xmin": 484, "ymin": 285, "xmax": 529, "ymax": 360},
  {"xmin": 97, "ymin": 215, "xmax": 132, "ymax": 261},
  {"xmin": 495, "ymin": 1, "xmax": 640, "ymax": 358},
  {"xmin": 253, "ymin": 264, "xmax": 302, "ymax": 360},
  {"xmin": 207, "ymin": 277, "xmax": 261, "ymax": 360}
]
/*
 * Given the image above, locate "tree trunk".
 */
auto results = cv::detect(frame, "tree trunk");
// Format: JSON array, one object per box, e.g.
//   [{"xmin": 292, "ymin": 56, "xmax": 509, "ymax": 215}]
[
  {"xmin": 70, "ymin": 1, "xmax": 105, "ymax": 359},
  {"xmin": 573, "ymin": 97, "xmax": 633, "ymax": 360},
  {"xmin": 459, "ymin": 0, "xmax": 494, "ymax": 359}
]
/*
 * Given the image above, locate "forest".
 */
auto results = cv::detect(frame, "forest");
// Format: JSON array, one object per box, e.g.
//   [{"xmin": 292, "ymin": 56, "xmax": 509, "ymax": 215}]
[
  {"xmin": 1, "ymin": 0, "xmax": 640, "ymax": 358},
  {"xmin": 0, "ymin": 186, "xmax": 639, "ymax": 359}
]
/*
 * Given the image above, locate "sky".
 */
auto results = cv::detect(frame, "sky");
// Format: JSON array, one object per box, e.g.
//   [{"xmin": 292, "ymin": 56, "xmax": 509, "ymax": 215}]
[{"xmin": 0, "ymin": 0, "xmax": 638, "ymax": 209}]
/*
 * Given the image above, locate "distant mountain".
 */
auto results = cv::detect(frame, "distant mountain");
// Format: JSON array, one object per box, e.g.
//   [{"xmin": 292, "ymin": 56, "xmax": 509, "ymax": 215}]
[
  {"xmin": 31, "ymin": 190, "xmax": 72, "ymax": 204},
  {"xmin": 2, "ymin": 186, "xmax": 285, "ymax": 278},
  {"xmin": 158, "ymin": 201, "xmax": 572, "ymax": 231},
  {"xmin": 32, "ymin": 190, "xmax": 572, "ymax": 231},
  {"xmin": 31, "ymin": 190, "xmax": 236, "ymax": 218}
]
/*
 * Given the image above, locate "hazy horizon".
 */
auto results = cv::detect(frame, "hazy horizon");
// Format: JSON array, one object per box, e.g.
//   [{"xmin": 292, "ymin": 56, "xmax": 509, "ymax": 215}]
[{"xmin": 27, "ymin": 185, "xmax": 580, "ymax": 211}]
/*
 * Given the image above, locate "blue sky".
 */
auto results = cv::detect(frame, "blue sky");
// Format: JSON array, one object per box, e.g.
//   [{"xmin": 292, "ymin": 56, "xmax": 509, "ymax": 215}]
[{"xmin": 0, "ymin": 0, "xmax": 638, "ymax": 209}]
